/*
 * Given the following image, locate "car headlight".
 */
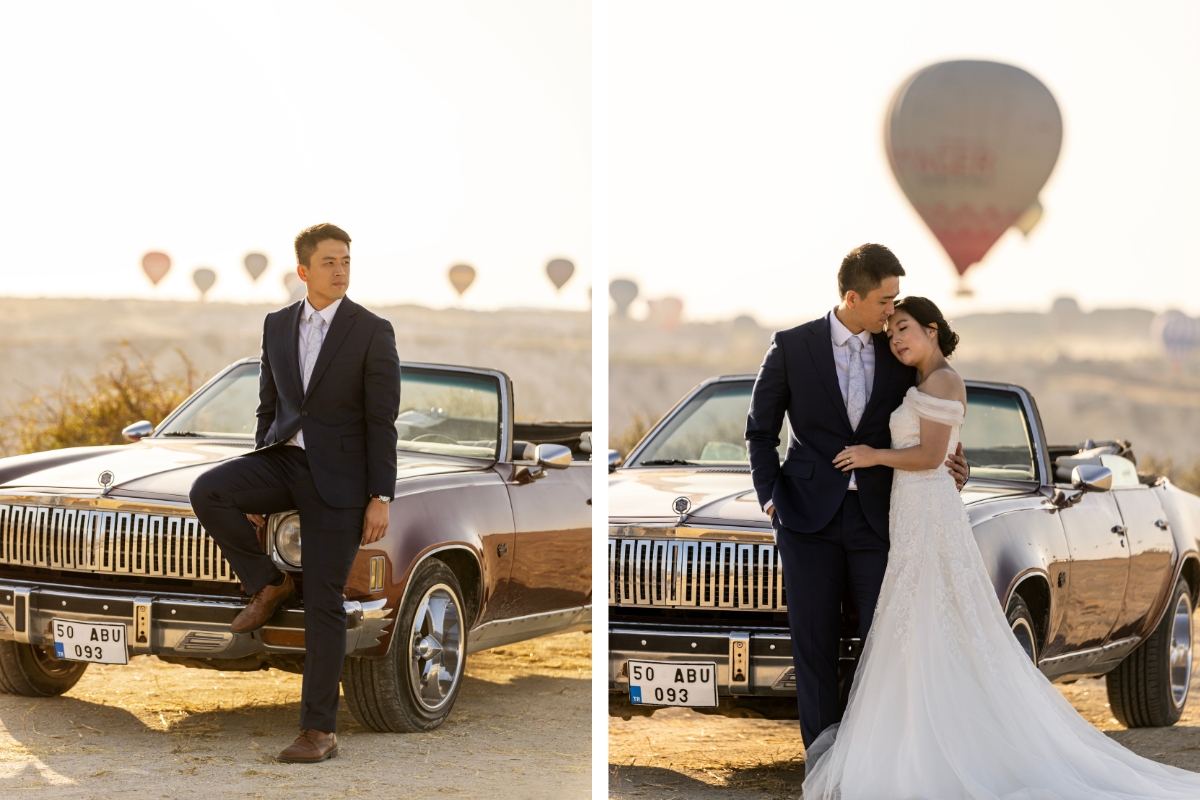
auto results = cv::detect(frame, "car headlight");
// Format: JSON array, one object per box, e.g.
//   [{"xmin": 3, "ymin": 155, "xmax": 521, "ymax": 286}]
[{"xmin": 274, "ymin": 514, "xmax": 302, "ymax": 567}]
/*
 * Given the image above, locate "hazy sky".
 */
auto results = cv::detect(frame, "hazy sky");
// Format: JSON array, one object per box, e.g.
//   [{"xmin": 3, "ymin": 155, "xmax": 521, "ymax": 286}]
[
  {"xmin": 607, "ymin": 1, "xmax": 1200, "ymax": 324},
  {"xmin": 0, "ymin": 1, "xmax": 589, "ymax": 309}
]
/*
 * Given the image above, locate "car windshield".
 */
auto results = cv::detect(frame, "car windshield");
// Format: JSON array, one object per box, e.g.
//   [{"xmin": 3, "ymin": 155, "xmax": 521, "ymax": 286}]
[
  {"xmin": 632, "ymin": 382, "xmax": 786, "ymax": 466},
  {"xmin": 157, "ymin": 363, "xmax": 502, "ymax": 460},
  {"xmin": 630, "ymin": 380, "xmax": 1039, "ymax": 481}
]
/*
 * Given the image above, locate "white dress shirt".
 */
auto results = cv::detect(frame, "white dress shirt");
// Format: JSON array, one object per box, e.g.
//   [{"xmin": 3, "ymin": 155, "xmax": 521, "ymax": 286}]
[
  {"xmin": 765, "ymin": 308, "xmax": 876, "ymax": 515},
  {"xmin": 828, "ymin": 308, "xmax": 874, "ymax": 489},
  {"xmin": 286, "ymin": 296, "xmax": 343, "ymax": 449}
]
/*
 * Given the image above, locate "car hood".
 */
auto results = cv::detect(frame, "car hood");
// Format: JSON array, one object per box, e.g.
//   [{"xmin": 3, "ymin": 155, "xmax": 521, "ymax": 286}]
[
  {"xmin": 610, "ymin": 467, "xmax": 1034, "ymax": 527},
  {"xmin": 610, "ymin": 468, "xmax": 768, "ymax": 525},
  {"xmin": 0, "ymin": 439, "xmax": 481, "ymax": 501}
]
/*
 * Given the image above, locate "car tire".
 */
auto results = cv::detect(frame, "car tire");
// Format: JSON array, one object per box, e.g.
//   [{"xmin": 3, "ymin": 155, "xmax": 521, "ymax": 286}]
[
  {"xmin": 0, "ymin": 641, "xmax": 89, "ymax": 696},
  {"xmin": 1006, "ymin": 594, "xmax": 1038, "ymax": 664},
  {"xmin": 1107, "ymin": 576, "xmax": 1192, "ymax": 728},
  {"xmin": 342, "ymin": 558, "xmax": 468, "ymax": 732}
]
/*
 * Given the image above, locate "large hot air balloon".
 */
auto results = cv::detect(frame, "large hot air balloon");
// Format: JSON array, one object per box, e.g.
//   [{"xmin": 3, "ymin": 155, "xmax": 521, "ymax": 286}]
[
  {"xmin": 244, "ymin": 253, "xmax": 269, "ymax": 281},
  {"xmin": 142, "ymin": 252, "xmax": 171, "ymax": 286},
  {"xmin": 609, "ymin": 279, "xmax": 638, "ymax": 317},
  {"xmin": 448, "ymin": 264, "xmax": 476, "ymax": 298},
  {"xmin": 885, "ymin": 61, "xmax": 1062, "ymax": 294},
  {"xmin": 192, "ymin": 268, "xmax": 217, "ymax": 300},
  {"xmin": 546, "ymin": 258, "xmax": 575, "ymax": 292}
]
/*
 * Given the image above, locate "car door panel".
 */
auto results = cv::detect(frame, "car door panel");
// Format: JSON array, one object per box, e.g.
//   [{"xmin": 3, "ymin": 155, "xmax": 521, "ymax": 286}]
[
  {"xmin": 1057, "ymin": 491, "xmax": 1129, "ymax": 649},
  {"xmin": 1110, "ymin": 487, "xmax": 1175, "ymax": 640}
]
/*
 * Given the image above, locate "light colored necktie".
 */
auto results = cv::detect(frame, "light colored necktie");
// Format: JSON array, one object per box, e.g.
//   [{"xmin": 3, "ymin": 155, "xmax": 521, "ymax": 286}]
[
  {"xmin": 846, "ymin": 335, "xmax": 867, "ymax": 429},
  {"xmin": 301, "ymin": 313, "xmax": 327, "ymax": 392}
]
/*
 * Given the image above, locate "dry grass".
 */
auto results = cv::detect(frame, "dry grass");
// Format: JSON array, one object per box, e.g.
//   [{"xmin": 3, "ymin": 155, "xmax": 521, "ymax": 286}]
[
  {"xmin": 1141, "ymin": 455, "xmax": 1200, "ymax": 495},
  {"xmin": 0, "ymin": 347, "xmax": 196, "ymax": 457},
  {"xmin": 612, "ymin": 413, "xmax": 654, "ymax": 462}
]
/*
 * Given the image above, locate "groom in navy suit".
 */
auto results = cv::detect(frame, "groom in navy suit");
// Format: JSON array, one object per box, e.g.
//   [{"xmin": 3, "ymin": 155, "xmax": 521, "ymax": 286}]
[{"xmin": 745, "ymin": 243, "xmax": 969, "ymax": 749}]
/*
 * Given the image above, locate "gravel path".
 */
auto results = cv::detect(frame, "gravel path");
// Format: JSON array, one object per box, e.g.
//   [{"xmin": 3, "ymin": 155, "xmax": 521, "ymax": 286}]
[
  {"xmin": 0, "ymin": 631, "xmax": 590, "ymax": 799},
  {"xmin": 610, "ymin": 645, "xmax": 1200, "ymax": 798}
]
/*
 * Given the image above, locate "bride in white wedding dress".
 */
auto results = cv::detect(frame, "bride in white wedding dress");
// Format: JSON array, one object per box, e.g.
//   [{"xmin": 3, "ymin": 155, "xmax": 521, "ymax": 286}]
[{"xmin": 803, "ymin": 296, "xmax": 1200, "ymax": 800}]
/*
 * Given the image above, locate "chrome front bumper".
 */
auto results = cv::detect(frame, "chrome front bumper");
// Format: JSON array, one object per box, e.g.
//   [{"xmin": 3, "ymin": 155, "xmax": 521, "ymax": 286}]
[
  {"xmin": 0, "ymin": 580, "xmax": 392, "ymax": 659},
  {"xmin": 609, "ymin": 625, "xmax": 861, "ymax": 697}
]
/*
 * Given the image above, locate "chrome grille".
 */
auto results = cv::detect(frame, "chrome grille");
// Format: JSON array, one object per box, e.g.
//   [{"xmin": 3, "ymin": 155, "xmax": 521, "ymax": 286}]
[
  {"xmin": 608, "ymin": 537, "xmax": 786, "ymax": 611},
  {"xmin": 0, "ymin": 504, "xmax": 237, "ymax": 583}
]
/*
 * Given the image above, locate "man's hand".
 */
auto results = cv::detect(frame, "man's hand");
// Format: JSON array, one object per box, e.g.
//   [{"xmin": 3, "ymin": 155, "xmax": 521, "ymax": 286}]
[
  {"xmin": 767, "ymin": 505, "xmax": 776, "ymax": 521},
  {"xmin": 361, "ymin": 498, "xmax": 390, "ymax": 545},
  {"xmin": 946, "ymin": 442, "xmax": 970, "ymax": 491}
]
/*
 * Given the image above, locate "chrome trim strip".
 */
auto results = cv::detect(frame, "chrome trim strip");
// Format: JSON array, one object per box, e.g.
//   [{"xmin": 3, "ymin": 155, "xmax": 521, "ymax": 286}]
[
  {"xmin": 609, "ymin": 537, "xmax": 787, "ymax": 611},
  {"xmin": 468, "ymin": 605, "xmax": 590, "ymax": 654}
]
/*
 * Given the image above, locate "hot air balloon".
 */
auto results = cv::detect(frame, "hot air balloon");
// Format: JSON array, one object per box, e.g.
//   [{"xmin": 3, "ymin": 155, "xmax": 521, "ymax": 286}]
[
  {"xmin": 1014, "ymin": 199, "xmax": 1044, "ymax": 237},
  {"xmin": 141, "ymin": 252, "xmax": 171, "ymax": 286},
  {"xmin": 1153, "ymin": 311, "xmax": 1200, "ymax": 369},
  {"xmin": 192, "ymin": 268, "xmax": 217, "ymax": 300},
  {"xmin": 609, "ymin": 279, "xmax": 639, "ymax": 317},
  {"xmin": 647, "ymin": 297, "xmax": 683, "ymax": 332},
  {"xmin": 448, "ymin": 264, "xmax": 476, "ymax": 298},
  {"xmin": 283, "ymin": 272, "xmax": 305, "ymax": 303},
  {"xmin": 244, "ymin": 253, "xmax": 269, "ymax": 281},
  {"xmin": 546, "ymin": 258, "xmax": 575, "ymax": 292},
  {"xmin": 885, "ymin": 61, "xmax": 1062, "ymax": 295}
]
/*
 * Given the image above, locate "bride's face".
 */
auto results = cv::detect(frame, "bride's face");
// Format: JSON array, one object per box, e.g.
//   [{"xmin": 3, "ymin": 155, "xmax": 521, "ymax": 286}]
[{"xmin": 887, "ymin": 310, "xmax": 938, "ymax": 366}]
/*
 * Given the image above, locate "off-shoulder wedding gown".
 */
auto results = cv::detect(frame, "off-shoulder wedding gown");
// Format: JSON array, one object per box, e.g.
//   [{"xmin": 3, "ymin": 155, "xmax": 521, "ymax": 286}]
[{"xmin": 802, "ymin": 386, "xmax": 1200, "ymax": 800}]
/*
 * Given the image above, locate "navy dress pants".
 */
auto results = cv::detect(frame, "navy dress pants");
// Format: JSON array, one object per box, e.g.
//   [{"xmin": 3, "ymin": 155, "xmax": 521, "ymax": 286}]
[
  {"xmin": 190, "ymin": 445, "xmax": 364, "ymax": 732},
  {"xmin": 773, "ymin": 491, "xmax": 889, "ymax": 749}
]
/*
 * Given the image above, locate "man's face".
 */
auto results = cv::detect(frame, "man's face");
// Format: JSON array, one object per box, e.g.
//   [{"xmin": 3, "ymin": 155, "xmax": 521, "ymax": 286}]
[
  {"xmin": 298, "ymin": 239, "xmax": 350, "ymax": 306},
  {"xmin": 847, "ymin": 276, "xmax": 899, "ymax": 335}
]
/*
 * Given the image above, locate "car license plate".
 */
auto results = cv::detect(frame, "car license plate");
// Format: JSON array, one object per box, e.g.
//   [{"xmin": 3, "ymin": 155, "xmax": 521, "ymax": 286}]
[
  {"xmin": 627, "ymin": 659, "xmax": 718, "ymax": 707},
  {"xmin": 52, "ymin": 619, "xmax": 128, "ymax": 665}
]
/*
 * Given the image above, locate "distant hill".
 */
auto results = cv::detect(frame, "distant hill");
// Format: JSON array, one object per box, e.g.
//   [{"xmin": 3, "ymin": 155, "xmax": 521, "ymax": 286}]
[
  {"xmin": 0, "ymin": 298, "xmax": 590, "ymax": 424},
  {"xmin": 610, "ymin": 307, "xmax": 1200, "ymax": 462}
]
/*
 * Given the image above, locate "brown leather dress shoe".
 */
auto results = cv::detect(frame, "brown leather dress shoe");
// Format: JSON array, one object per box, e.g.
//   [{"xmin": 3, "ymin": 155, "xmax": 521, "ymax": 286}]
[
  {"xmin": 230, "ymin": 573, "xmax": 295, "ymax": 633},
  {"xmin": 276, "ymin": 729, "xmax": 338, "ymax": 763}
]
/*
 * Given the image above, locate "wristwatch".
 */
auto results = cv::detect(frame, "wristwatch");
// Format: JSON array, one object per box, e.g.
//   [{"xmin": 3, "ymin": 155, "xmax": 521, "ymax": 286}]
[{"xmin": 371, "ymin": 494, "xmax": 392, "ymax": 504}]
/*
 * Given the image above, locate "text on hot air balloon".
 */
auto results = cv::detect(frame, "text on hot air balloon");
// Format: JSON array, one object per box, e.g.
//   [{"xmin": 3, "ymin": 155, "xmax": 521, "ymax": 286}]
[{"xmin": 890, "ymin": 144, "xmax": 996, "ymax": 184}]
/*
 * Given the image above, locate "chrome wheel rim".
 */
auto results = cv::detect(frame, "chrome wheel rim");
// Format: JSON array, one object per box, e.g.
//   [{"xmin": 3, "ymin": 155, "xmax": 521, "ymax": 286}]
[
  {"xmin": 30, "ymin": 644, "xmax": 78, "ymax": 678},
  {"xmin": 1011, "ymin": 618, "xmax": 1037, "ymax": 663},
  {"xmin": 408, "ymin": 583, "xmax": 464, "ymax": 712},
  {"xmin": 1170, "ymin": 592, "xmax": 1192, "ymax": 709}
]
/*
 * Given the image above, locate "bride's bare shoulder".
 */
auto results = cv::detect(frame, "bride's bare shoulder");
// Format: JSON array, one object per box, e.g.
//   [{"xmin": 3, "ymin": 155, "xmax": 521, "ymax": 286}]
[{"xmin": 917, "ymin": 368, "xmax": 966, "ymax": 405}]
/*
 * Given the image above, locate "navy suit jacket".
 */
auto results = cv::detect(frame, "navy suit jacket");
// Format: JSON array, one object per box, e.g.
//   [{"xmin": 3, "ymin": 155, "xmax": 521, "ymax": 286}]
[
  {"xmin": 254, "ymin": 296, "xmax": 401, "ymax": 508},
  {"xmin": 745, "ymin": 315, "xmax": 916, "ymax": 539}
]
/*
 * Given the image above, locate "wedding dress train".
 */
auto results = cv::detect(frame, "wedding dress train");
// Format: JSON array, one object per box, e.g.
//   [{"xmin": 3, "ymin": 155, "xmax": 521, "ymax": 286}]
[{"xmin": 802, "ymin": 387, "xmax": 1200, "ymax": 799}]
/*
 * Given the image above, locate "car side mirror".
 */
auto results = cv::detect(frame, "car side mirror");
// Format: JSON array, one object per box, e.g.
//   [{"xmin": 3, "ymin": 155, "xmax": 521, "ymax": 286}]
[
  {"xmin": 1072, "ymin": 464, "xmax": 1112, "ymax": 492},
  {"xmin": 536, "ymin": 443, "xmax": 573, "ymax": 470},
  {"xmin": 608, "ymin": 449, "xmax": 622, "ymax": 473},
  {"xmin": 122, "ymin": 420, "xmax": 154, "ymax": 442}
]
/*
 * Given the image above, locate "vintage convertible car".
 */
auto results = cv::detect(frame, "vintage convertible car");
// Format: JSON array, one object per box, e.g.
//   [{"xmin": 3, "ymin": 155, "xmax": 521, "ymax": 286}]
[
  {"xmin": 0, "ymin": 358, "xmax": 591, "ymax": 732},
  {"xmin": 609, "ymin": 375, "xmax": 1200, "ymax": 728}
]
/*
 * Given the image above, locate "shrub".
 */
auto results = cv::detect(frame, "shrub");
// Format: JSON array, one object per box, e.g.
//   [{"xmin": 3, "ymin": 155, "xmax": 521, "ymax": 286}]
[
  {"xmin": 0, "ymin": 348, "xmax": 197, "ymax": 456},
  {"xmin": 1140, "ymin": 455, "xmax": 1200, "ymax": 495}
]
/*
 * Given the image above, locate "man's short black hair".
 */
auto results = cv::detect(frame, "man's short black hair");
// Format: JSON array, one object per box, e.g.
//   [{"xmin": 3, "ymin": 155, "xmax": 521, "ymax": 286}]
[
  {"xmin": 294, "ymin": 223, "xmax": 351, "ymax": 268},
  {"xmin": 837, "ymin": 243, "xmax": 905, "ymax": 299}
]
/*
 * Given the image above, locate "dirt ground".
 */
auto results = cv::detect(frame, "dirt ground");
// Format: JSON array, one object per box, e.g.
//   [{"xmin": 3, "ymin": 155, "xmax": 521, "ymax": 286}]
[
  {"xmin": 609, "ymin": 645, "xmax": 1200, "ymax": 798},
  {"xmin": 0, "ymin": 631, "xmax": 590, "ymax": 799}
]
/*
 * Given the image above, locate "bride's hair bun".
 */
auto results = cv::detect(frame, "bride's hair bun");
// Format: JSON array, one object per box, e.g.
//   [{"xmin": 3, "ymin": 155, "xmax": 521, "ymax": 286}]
[{"xmin": 893, "ymin": 296, "xmax": 959, "ymax": 357}]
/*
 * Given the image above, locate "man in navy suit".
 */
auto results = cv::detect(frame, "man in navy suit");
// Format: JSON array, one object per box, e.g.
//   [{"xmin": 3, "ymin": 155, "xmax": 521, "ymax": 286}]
[
  {"xmin": 191, "ymin": 223, "xmax": 401, "ymax": 763},
  {"xmin": 745, "ymin": 243, "xmax": 968, "ymax": 750}
]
